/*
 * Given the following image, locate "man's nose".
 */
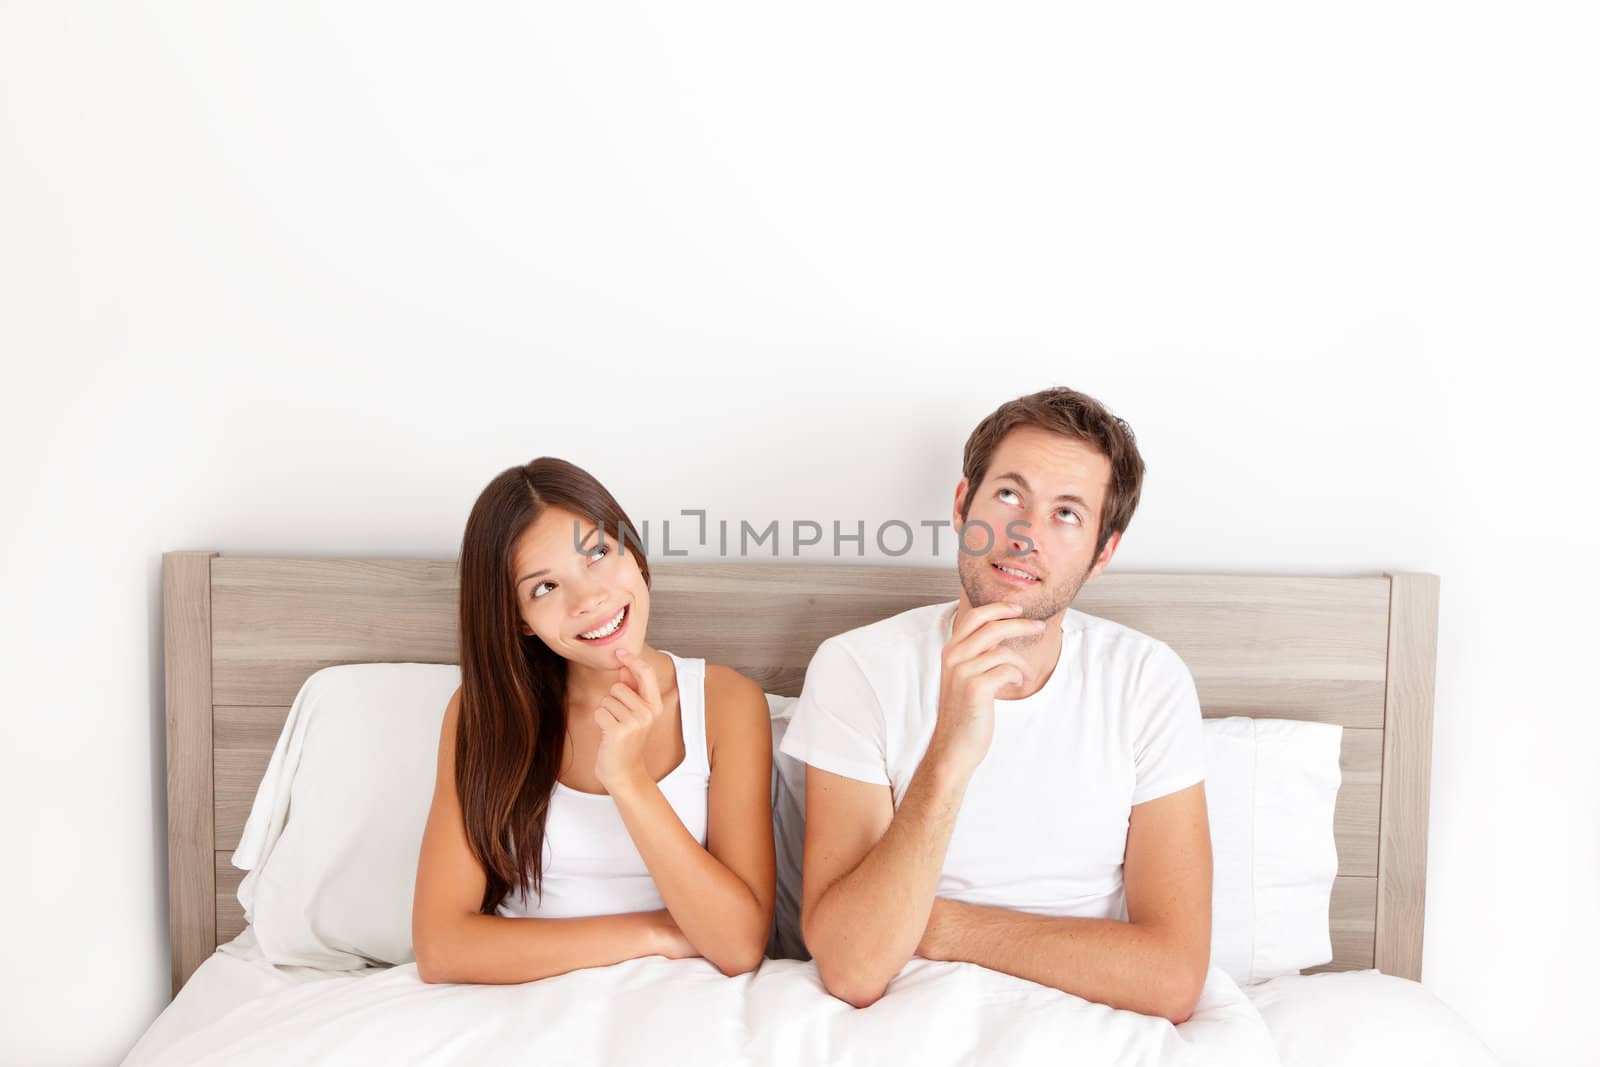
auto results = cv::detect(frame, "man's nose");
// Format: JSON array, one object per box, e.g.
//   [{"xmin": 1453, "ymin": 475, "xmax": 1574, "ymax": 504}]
[{"xmin": 1006, "ymin": 518, "xmax": 1036, "ymax": 553}]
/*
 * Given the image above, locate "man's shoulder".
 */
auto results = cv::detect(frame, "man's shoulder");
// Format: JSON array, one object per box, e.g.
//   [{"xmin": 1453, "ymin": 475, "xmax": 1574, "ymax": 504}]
[
  {"xmin": 1065, "ymin": 607, "xmax": 1190, "ymax": 676},
  {"xmin": 812, "ymin": 599, "xmax": 954, "ymax": 672},
  {"xmin": 822, "ymin": 599, "xmax": 954, "ymax": 649}
]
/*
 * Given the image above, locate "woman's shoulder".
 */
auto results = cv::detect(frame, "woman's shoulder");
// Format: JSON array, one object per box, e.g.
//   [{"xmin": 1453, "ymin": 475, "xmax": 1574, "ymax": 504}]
[
  {"xmin": 702, "ymin": 663, "xmax": 762, "ymax": 701},
  {"xmin": 435, "ymin": 686, "xmax": 465, "ymax": 759},
  {"xmin": 701, "ymin": 665, "xmax": 770, "ymax": 724}
]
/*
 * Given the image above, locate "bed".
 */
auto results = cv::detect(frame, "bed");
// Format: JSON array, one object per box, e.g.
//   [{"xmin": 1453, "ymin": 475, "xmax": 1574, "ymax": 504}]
[{"xmin": 124, "ymin": 554, "xmax": 1500, "ymax": 1066}]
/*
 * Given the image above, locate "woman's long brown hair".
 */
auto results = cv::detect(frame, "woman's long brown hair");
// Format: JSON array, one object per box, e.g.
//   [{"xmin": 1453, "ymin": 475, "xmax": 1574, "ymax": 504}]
[{"xmin": 455, "ymin": 457, "xmax": 651, "ymax": 914}]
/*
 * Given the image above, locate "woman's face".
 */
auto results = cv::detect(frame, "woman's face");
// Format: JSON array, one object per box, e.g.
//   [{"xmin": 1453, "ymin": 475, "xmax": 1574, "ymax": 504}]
[{"xmin": 509, "ymin": 505, "xmax": 651, "ymax": 668}]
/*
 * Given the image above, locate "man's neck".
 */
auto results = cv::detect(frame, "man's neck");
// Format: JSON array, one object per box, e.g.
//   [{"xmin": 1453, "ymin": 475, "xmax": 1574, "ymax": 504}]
[
  {"xmin": 996, "ymin": 620, "xmax": 1065, "ymax": 701},
  {"xmin": 954, "ymin": 595, "xmax": 1067, "ymax": 701}
]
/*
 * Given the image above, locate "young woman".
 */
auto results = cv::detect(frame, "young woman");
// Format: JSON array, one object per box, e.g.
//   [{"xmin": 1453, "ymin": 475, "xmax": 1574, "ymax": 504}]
[{"xmin": 411, "ymin": 457, "xmax": 776, "ymax": 983}]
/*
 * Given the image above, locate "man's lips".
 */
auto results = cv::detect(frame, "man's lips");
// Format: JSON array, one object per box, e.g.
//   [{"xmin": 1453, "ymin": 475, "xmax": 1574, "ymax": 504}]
[{"xmin": 991, "ymin": 559, "xmax": 1042, "ymax": 583}]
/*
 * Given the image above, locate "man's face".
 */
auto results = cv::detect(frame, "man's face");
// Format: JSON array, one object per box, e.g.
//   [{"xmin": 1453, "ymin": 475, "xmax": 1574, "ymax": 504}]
[{"xmin": 952, "ymin": 425, "xmax": 1121, "ymax": 629}]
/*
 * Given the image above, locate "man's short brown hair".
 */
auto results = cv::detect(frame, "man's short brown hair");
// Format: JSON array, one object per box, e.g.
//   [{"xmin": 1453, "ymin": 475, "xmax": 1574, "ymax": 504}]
[{"xmin": 960, "ymin": 386, "xmax": 1146, "ymax": 561}]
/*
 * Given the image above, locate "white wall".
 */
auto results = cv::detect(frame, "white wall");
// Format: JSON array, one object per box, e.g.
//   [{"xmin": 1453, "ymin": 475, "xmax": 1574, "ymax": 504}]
[{"xmin": 2, "ymin": 3, "xmax": 1595, "ymax": 1064}]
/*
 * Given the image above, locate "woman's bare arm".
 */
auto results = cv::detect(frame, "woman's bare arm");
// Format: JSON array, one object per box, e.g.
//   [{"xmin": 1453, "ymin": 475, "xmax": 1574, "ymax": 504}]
[
  {"xmin": 411, "ymin": 690, "xmax": 697, "ymax": 984},
  {"xmin": 606, "ymin": 663, "xmax": 776, "ymax": 976}
]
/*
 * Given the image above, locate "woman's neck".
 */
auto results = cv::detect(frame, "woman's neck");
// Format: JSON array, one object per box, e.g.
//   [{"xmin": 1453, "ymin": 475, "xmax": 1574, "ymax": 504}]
[{"xmin": 562, "ymin": 644, "xmax": 674, "ymax": 718}]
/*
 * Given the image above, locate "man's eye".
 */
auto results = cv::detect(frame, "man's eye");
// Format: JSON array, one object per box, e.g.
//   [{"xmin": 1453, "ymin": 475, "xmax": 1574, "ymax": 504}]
[
  {"xmin": 1057, "ymin": 509, "xmax": 1080, "ymax": 525},
  {"xmin": 997, "ymin": 488, "xmax": 1020, "ymax": 504}
]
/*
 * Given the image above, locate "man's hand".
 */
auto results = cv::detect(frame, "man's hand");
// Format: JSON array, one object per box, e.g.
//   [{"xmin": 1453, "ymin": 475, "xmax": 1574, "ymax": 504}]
[
  {"xmin": 916, "ymin": 897, "xmax": 952, "ymax": 960},
  {"xmin": 925, "ymin": 602, "xmax": 1044, "ymax": 778}
]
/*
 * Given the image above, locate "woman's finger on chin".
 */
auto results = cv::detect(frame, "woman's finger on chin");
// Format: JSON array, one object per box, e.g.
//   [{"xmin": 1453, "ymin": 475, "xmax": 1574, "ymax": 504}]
[
  {"xmin": 617, "ymin": 647, "xmax": 662, "ymax": 704},
  {"xmin": 609, "ymin": 680, "xmax": 650, "ymax": 717},
  {"xmin": 603, "ymin": 695, "xmax": 641, "ymax": 729}
]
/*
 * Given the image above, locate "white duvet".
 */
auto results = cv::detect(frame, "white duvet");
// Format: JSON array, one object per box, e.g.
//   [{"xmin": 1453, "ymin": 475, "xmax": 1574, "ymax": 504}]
[{"xmin": 128, "ymin": 952, "xmax": 1278, "ymax": 1067}]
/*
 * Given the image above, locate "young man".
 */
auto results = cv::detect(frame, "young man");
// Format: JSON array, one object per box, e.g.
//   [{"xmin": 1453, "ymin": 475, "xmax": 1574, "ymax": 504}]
[{"xmin": 779, "ymin": 386, "xmax": 1212, "ymax": 1023}]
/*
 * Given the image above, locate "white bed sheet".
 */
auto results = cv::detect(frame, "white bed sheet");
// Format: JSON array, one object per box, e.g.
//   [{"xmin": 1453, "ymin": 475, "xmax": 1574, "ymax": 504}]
[
  {"xmin": 122, "ymin": 930, "xmax": 1497, "ymax": 1067},
  {"xmin": 122, "ymin": 928, "xmax": 377, "ymax": 1065}
]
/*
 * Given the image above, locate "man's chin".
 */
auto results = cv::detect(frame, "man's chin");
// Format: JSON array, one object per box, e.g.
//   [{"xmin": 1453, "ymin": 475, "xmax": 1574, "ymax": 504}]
[
  {"xmin": 961, "ymin": 568, "xmax": 1049, "ymax": 619},
  {"xmin": 960, "ymin": 562, "xmax": 1085, "ymax": 623}
]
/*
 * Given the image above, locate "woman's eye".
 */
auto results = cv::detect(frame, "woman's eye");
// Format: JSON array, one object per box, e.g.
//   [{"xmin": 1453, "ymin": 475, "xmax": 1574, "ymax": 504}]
[
  {"xmin": 588, "ymin": 543, "xmax": 610, "ymax": 562},
  {"xmin": 531, "ymin": 581, "xmax": 554, "ymax": 599}
]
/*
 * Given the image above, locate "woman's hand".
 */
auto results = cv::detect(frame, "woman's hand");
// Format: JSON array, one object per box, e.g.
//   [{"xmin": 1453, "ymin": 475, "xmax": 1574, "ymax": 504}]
[
  {"xmin": 646, "ymin": 909, "xmax": 701, "ymax": 960},
  {"xmin": 592, "ymin": 646, "xmax": 665, "ymax": 793}
]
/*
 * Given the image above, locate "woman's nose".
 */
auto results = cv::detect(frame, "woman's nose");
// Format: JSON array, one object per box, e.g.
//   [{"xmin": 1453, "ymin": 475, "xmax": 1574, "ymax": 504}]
[{"xmin": 569, "ymin": 578, "xmax": 608, "ymax": 616}]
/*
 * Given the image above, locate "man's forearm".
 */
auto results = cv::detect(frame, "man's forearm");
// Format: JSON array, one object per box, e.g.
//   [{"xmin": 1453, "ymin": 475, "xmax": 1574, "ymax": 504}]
[
  {"xmin": 806, "ymin": 754, "xmax": 971, "ymax": 1007},
  {"xmin": 919, "ymin": 899, "xmax": 1207, "ymax": 1023}
]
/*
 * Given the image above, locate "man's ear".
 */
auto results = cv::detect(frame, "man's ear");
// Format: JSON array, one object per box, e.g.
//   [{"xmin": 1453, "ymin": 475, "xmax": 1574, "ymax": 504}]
[
  {"xmin": 951, "ymin": 478, "xmax": 969, "ymax": 527},
  {"xmin": 1086, "ymin": 529, "xmax": 1122, "ymax": 581}
]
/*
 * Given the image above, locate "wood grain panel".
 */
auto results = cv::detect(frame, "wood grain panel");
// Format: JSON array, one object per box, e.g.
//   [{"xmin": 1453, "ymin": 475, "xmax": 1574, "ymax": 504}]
[
  {"xmin": 214, "ymin": 705, "xmax": 288, "ymax": 849},
  {"xmin": 212, "ymin": 558, "xmax": 460, "ymax": 706},
  {"xmin": 1333, "ymin": 727, "xmax": 1381, "ymax": 876},
  {"xmin": 1304, "ymin": 875, "xmax": 1377, "ymax": 973},
  {"xmin": 1075, "ymin": 575, "xmax": 1391, "ymax": 728},
  {"xmin": 164, "ymin": 551, "xmax": 217, "ymax": 997},
  {"xmin": 216, "ymin": 853, "xmax": 246, "ymax": 946},
  {"xmin": 1375, "ymin": 572, "xmax": 1439, "ymax": 981},
  {"xmin": 209, "ymin": 562, "xmax": 1391, "ymax": 728}
]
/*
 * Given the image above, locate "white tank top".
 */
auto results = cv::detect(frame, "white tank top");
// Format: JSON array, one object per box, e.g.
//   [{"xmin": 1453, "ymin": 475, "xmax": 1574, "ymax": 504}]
[{"xmin": 496, "ymin": 651, "xmax": 712, "ymax": 919}]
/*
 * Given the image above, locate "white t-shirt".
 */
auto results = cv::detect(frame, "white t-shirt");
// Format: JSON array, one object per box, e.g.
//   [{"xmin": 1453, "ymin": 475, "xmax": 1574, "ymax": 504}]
[{"xmin": 778, "ymin": 599, "xmax": 1206, "ymax": 921}]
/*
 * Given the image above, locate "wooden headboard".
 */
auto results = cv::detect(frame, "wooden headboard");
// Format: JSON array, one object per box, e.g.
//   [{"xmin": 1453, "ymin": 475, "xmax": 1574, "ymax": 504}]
[{"xmin": 162, "ymin": 553, "xmax": 1438, "ymax": 996}]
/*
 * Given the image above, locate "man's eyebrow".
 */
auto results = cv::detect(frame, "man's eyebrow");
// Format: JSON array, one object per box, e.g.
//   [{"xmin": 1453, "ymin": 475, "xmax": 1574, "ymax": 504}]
[
  {"xmin": 993, "ymin": 471, "xmax": 1095, "ymax": 514},
  {"xmin": 516, "ymin": 524, "xmax": 601, "ymax": 587}
]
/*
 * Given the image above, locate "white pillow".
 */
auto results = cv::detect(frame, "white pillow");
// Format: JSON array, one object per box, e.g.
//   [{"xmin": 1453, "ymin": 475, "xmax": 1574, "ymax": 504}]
[
  {"xmin": 1204, "ymin": 715, "xmax": 1343, "ymax": 983},
  {"xmin": 243, "ymin": 667, "xmax": 803, "ymax": 970},
  {"xmin": 1246, "ymin": 970, "xmax": 1503, "ymax": 1067},
  {"xmin": 764, "ymin": 700, "xmax": 1343, "ymax": 986},
  {"xmin": 233, "ymin": 663, "xmax": 460, "ymax": 969}
]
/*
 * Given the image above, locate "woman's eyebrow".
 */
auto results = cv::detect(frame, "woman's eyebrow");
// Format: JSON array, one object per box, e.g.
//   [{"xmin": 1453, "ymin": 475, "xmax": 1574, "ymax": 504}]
[{"xmin": 516, "ymin": 524, "xmax": 602, "ymax": 587}]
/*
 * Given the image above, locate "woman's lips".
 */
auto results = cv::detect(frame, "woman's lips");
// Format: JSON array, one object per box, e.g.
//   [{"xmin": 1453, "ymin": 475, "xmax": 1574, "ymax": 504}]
[{"xmin": 575, "ymin": 603, "xmax": 630, "ymax": 645}]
